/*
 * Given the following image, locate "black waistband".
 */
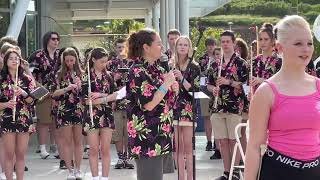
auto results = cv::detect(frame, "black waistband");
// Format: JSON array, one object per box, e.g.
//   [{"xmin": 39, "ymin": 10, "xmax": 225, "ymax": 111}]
[{"xmin": 264, "ymin": 147, "xmax": 319, "ymax": 169}]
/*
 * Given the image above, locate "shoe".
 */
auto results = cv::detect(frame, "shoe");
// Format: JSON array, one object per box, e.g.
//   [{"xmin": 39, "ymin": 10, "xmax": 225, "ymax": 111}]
[
  {"xmin": 124, "ymin": 159, "xmax": 134, "ymax": 169},
  {"xmin": 0, "ymin": 172, "xmax": 6, "ymax": 180},
  {"xmin": 54, "ymin": 155, "xmax": 60, "ymax": 159},
  {"xmin": 59, "ymin": 160, "xmax": 67, "ymax": 169},
  {"xmin": 114, "ymin": 159, "xmax": 125, "ymax": 169},
  {"xmin": 210, "ymin": 150, "xmax": 222, "ymax": 160},
  {"xmin": 24, "ymin": 166, "xmax": 28, "ymax": 171},
  {"xmin": 74, "ymin": 170, "xmax": 82, "ymax": 180},
  {"xmin": 205, "ymin": 141, "xmax": 213, "ymax": 151},
  {"xmin": 67, "ymin": 170, "xmax": 76, "ymax": 180},
  {"xmin": 49, "ymin": 145, "xmax": 57, "ymax": 153},
  {"xmin": 231, "ymin": 171, "xmax": 240, "ymax": 180},
  {"xmin": 83, "ymin": 148, "xmax": 89, "ymax": 159},
  {"xmin": 40, "ymin": 151, "xmax": 50, "ymax": 159},
  {"xmin": 35, "ymin": 146, "xmax": 41, "ymax": 153},
  {"xmin": 215, "ymin": 171, "xmax": 229, "ymax": 180}
]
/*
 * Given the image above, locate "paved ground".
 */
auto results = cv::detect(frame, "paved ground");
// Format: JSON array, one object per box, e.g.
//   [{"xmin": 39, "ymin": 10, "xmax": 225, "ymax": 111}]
[{"xmin": 21, "ymin": 133, "xmax": 224, "ymax": 180}]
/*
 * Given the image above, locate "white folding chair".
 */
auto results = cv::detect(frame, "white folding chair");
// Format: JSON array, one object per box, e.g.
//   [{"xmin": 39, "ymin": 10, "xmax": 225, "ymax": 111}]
[{"xmin": 228, "ymin": 122, "xmax": 248, "ymax": 180}]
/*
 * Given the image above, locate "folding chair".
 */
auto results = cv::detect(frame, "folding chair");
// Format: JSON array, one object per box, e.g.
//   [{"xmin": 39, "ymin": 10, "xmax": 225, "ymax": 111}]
[{"xmin": 228, "ymin": 122, "xmax": 248, "ymax": 180}]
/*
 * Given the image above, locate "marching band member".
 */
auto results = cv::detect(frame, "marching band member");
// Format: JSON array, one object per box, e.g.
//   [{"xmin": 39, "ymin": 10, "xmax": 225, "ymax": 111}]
[
  {"xmin": 207, "ymin": 31, "xmax": 248, "ymax": 180},
  {"xmin": 0, "ymin": 50, "xmax": 36, "ymax": 180},
  {"xmin": 173, "ymin": 36, "xmax": 200, "ymax": 180},
  {"xmin": 82, "ymin": 47, "xmax": 118, "ymax": 180},
  {"xmin": 49, "ymin": 48, "xmax": 84, "ymax": 179}
]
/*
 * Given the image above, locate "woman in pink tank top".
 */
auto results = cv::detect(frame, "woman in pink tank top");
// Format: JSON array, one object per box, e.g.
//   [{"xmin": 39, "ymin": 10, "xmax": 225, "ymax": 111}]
[{"xmin": 244, "ymin": 15, "xmax": 320, "ymax": 180}]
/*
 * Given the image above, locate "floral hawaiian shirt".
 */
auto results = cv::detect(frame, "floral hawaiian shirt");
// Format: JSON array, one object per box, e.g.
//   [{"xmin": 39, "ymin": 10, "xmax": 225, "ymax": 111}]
[
  {"xmin": 173, "ymin": 61, "xmax": 200, "ymax": 123},
  {"xmin": 48, "ymin": 71, "xmax": 84, "ymax": 127},
  {"xmin": 126, "ymin": 59, "xmax": 176, "ymax": 159},
  {"xmin": 0, "ymin": 74, "xmax": 36, "ymax": 133},
  {"xmin": 207, "ymin": 53, "xmax": 248, "ymax": 114},
  {"xmin": 82, "ymin": 69, "xmax": 116, "ymax": 132},
  {"xmin": 28, "ymin": 49, "xmax": 59, "ymax": 88},
  {"xmin": 199, "ymin": 53, "xmax": 215, "ymax": 74}
]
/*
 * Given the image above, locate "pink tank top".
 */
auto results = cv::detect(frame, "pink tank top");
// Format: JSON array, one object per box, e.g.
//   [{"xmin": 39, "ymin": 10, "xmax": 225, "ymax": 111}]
[{"xmin": 266, "ymin": 79, "xmax": 320, "ymax": 161}]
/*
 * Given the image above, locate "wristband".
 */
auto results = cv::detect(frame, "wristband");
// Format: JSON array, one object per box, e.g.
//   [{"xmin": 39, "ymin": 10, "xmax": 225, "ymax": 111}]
[{"xmin": 158, "ymin": 85, "xmax": 168, "ymax": 94}]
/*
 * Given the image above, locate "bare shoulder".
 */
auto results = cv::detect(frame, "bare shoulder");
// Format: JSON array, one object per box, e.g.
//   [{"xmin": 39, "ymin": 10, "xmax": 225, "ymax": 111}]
[{"xmin": 252, "ymin": 81, "xmax": 274, "ymax": 107}]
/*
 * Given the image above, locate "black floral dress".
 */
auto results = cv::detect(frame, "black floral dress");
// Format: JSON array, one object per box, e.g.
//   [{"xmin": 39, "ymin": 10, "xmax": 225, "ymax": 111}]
[
  {"xmin": 126, "ymin": 59, "xmax": 176, "ymax": 159},
  {"xmin": 49, "ymin": 72, "xmax": 83, "ymax": 128},
  {"xmin": 82, "ymin": 69, "xmax": 116, "ymax": 132},
  {"xmin": 207, "ymin": 53, "xmax": 248, "ymax": 114},
  {"xmin": 173, "ymin": 61, "xmax": 201, "ymax": 126},
  {"xmin": 0, "ymin": 75, "xmax": 36, "ymax": 133}
]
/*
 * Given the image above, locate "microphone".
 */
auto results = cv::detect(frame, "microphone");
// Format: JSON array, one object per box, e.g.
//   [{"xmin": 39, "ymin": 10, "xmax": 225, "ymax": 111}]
[{"xmin": 159, "ymin": 54, "xmax": 170, "ymax": 73}]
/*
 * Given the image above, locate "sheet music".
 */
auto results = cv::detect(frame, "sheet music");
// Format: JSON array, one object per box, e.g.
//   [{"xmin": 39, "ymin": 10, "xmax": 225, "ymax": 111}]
[
  {"xmin": 200, "ymin": 77, "xmax": 206, "ymax": 86},
  {"xmin": 116, "ymin": 86, "xmax": 127, "ymax": 100},
  {"xmin": 188, "ymin": 92, "xmax": 210, "ymax": 99},
  {"xmin": 242, "ymin": 84, "xmax": 250, "ymax": 96}
]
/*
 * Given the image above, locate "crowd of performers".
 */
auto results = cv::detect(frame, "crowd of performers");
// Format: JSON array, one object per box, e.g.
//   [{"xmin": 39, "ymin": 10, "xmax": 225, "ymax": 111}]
[{"xmin": 0, "ymin": 14, "xmax": 319, "ymax": 180}]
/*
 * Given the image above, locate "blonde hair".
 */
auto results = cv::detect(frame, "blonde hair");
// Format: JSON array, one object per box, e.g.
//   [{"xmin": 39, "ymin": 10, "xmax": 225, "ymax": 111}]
[
  {"xmin": 274, "ymin": 15, "xmax": 311, "ymax": 43},
  {"xmin": 174, "ymin": 36, "xmax": 193, "ymax": 69}
]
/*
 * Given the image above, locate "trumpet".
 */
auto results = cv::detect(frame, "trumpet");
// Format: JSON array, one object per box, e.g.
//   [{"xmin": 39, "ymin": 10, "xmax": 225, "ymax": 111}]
[
  {"xmin": 87, "ymin": 61, "xmax": 94, "ymax": 126},
  {"xmin": 12, "ymin": 60, "xmax": 19, "ymax": 122}
]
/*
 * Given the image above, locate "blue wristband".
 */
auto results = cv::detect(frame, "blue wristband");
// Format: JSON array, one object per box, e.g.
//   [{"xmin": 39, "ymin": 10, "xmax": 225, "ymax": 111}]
[{"xmin": 158, "ymin": 85, "xmax": 168, "ymax": 94}]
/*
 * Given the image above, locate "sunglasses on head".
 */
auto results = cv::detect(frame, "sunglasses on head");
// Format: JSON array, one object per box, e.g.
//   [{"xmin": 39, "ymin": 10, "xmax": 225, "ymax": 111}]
[{"xmin": 51, "ymin": 37, "xmax": 60, "ymax": 41}]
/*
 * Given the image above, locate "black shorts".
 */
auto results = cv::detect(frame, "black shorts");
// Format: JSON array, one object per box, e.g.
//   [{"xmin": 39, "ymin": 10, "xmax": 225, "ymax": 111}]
[{"xmin": 260, "ymin": 147, "xmax": 320, "ymax": 180}]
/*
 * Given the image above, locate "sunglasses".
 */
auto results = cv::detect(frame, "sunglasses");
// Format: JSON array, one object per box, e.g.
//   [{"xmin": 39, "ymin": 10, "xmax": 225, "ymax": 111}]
[{"xmin": 51, "ymin": 37, "xmax": 60, "ymax": 41}]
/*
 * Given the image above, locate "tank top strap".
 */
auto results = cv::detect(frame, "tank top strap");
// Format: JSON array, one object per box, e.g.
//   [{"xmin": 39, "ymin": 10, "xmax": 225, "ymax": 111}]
[
  {"xmin": 264, "ymin": 80, "xmax": 279, "ymax": 96},
  {"xmin": 315, "ymin": 78, "xmax": 320, "ymax": 94}
]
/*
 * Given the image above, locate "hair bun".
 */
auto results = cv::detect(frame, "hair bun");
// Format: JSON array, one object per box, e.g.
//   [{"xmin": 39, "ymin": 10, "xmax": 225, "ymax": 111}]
[{"xmin": 262, "ymin": 23, "xmax": 273, "ymax": 30}]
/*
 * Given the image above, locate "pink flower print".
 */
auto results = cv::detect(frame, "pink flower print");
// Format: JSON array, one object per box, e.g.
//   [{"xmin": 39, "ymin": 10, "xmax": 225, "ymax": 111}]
[
  {"xmin": 29, "ymin": 126, "xmax": 36, "ymax": 133},
  {"xmin": 163, "ymin": 104, "xmax": 169, "ymax": 114},
  {"xmin": 68, "ymin": 95, "xmax": 75, "ymax": 103},
  {"xmin": 146, "ymin": 149, "xmax": 157, "ymax": 157},
  {"xmin": 143, "ymin": 84, "xmax": 154, "ymax": 97},
  {"xmin": 185, "ymin": 103, "xmax": 192, "ymax": 113},
  {"xmin": 20, "ymin": 117, "xmax": 26, "ymax": 124},
  {"xmin": 57, "ymin": 118, "xmax": 62, "ymax": 125},
  {"xmin": 127, "ymin": 121, "xmax": 134, "ymax": 130},
  {"xmin": 99, "ymin": 116, "xmax": 104, "ymax": 127},
  {"xmin": 132, "ymin": 146, "xmax": 141, "ymax": 155},
  {"xmin": 133, "ymin": 67, "xmax": 141, "ymax": 74},
  {"xmin": 128, "ymin": 128, "xmax": 137, "ymax": 138},
  {"xmin": 36, "ymin": 52, "xmax": 42, "ymax": 58},
  {"xmin": 162, "ymin": 124, "xmax": 171, "ymax": 133},
  {"xmin": 130, "ymin": 80, "xmax": 136, "ymax": 89},
  {"xmin": 230, "ymin": 66, "xmax": 237, "ymax": 74}
]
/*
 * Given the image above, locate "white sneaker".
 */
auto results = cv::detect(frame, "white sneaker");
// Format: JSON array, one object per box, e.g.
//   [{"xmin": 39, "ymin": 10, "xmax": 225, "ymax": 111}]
[
  {"xmin": 74, "ymin": 170, "xmax": 82, "ymax": 179},
  {"xmin": 67, "ymin": 171, "xmax": 76, "ymax": 180},
  {"xmin": 0, "ymin": 172, "xmax": 6, "ymax": 180},
  {"xmin": 0, "ymin": 172, "xmax": 16, "ymax": 180},
  {"xmin": 40, "ymin": 151, "xmax": 50, "ymax": 159}
]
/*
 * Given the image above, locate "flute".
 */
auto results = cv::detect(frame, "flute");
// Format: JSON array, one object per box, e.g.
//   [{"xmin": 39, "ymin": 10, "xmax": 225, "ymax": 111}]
[
  {"xmin": 87, "ymin": 62, "xmax": 94, "ymax": 126},
  {"xmin": 12, "ymin": 61, "xmax": 19, "ymax": 122},
  {"xmin": 214, "ymin": 50, "xmax": 223, "ymax": 109},
  {"xmin": 256, "ymin": 26, "xmax": 260, "ymax": 56},
  {"xmin": 250, "ymin": 45, "xmax": 254, "ymax": 97}
]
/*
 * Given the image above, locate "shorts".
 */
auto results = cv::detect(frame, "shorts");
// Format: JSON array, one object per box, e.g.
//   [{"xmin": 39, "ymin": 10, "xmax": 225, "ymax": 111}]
[
  {"xmin": 112, "ymin": 110, "xmax": 128, "ymax": 142},
  {"xmin": 210, "ymin": 112, "xmax": 242, "ymax": 139},
  {"xmin": 259, "ymin": 146, "xmax": 320, "ymax": 180},
  {"xmin": 35, "ymin": 98, "xmax": 53, "ymax": 124}
]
